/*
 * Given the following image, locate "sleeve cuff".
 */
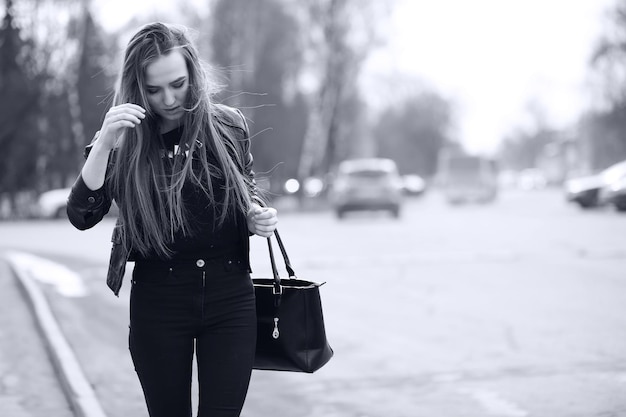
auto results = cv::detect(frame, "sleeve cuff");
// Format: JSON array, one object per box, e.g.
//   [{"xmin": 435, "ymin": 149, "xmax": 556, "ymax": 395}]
[{"xmin": 69, "ymin": 174, "xmax": 107, "ymax": 207}]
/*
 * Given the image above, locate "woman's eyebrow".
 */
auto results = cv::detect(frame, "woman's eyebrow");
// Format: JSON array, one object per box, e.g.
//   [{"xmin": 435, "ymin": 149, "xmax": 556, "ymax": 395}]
[{"xmin": 145, "ymin": 76, "xmax": 187, "ymax": 88}]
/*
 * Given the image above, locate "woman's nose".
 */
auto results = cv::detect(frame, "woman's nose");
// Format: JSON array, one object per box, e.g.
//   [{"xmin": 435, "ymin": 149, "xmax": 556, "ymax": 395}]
[{"xmin": 163, "ymin": 89, "xmax": 176, "ymax": 106}]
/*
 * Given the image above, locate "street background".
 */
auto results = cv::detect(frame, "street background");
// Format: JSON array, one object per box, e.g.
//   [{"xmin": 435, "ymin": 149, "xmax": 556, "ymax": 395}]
[
  {"xmin": 3, "ymin": 0, "xmax": 626, "ymax": 416},
  {"xmin": 1, "ymin": 188, "xmax": 625, "ymax": 417}
]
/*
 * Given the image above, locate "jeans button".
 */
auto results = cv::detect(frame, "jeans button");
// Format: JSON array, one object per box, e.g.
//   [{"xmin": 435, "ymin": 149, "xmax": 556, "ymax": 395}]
[{"xmin": 196, "ymin": 259, "xmax": 205, "ymax": 267}]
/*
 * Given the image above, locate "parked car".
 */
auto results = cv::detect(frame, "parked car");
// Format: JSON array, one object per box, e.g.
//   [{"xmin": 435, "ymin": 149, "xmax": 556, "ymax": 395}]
[
  {"xmin": 599, "ymin": 175, "xmax": 626, "ymax": 212},
  {"xmin": 36, "ymin": 188, "xmax": 72, "ymax": 218},
  {"xmin": 35, "ymin": 187, "xmax": 119, "ymax": 219},
  {"xmin": 564, "ymin": 160, "xmax": 626, "ymax": 209},
  {"xmin": 329, "ymin": 158, "xmax": 403, "ymax": 219},
  {"xmin": 402, "ymin": 174, "xmax": 426, "ymax": 196}
]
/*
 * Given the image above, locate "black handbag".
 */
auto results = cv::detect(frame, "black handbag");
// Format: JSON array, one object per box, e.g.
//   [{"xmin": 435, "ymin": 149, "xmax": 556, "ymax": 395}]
[{"xmin": 252, "ymin": 229, "xmax": 333, "ymax": 372}]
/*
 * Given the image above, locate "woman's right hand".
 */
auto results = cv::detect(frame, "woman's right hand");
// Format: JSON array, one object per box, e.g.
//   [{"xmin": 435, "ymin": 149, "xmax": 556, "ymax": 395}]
[{"xmin": 97, "ymin": 103, "xmax": 146, "ymax": 150}]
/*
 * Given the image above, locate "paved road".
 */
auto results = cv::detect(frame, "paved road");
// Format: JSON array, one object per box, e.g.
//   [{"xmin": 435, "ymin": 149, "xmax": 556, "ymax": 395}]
[{"xmin": 1, "ymin": 188, "xmax": 626, "ymax": 416}]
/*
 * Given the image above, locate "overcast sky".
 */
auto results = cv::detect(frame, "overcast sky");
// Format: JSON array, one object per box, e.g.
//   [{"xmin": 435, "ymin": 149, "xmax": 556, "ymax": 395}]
[
  {"xmin": 95, "ymin": 0, "xmax": 616, "ymax": 155},
  {"xmin": 362, "ymin": 0, "xmax": 615, "ymax": 154}
]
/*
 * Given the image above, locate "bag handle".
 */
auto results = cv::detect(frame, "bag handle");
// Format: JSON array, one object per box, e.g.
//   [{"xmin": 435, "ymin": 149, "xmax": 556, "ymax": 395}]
[
  {"xmin": 266, "ymin": 229, "xmax": 296, "ymax": 295},
  {"xmin": 253, "ymin": 200, "xmax": 294, "ymax": 285},
  {"xmin": 273, "ymin": 229, "xmax": 295, "ymax": 278}
]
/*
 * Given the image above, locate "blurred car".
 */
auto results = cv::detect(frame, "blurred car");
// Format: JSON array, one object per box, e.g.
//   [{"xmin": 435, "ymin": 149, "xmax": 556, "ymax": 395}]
[
  {"xmin": 36, "ymin": 188, "xmax": 72, "ymax": 218},
  {"xmin": 329, "ymin": 158, "xmax": 403, "ymax": 219},
  {"xmin": 599, "ymin": 175, "xmax": 626, "ymax": 212},
  {"xmin": 401, "ymin": 174, "xmax": 426, "ymax": 196},
  {"xmin": 564, "ymin": 160, "xmax": 626, "ymax": 209},
  {"xmin": 517, "ymin": 168, "xmax": 547, "ymax": 190},
  {"xmin": 35, "ymin": 187, "xmax": 119, "ymax": 219}
]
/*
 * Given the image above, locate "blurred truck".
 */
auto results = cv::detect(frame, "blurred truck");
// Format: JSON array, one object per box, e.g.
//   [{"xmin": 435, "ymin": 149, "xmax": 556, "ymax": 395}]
[{"xmin": 438, "ymin": 152, "xmax": 498, "ymax": 205}]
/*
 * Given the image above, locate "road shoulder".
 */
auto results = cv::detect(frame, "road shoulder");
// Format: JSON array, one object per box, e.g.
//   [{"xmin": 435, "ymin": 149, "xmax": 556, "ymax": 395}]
[{"xmin": 0, "ymin": 258, "xmax": 74, "ymax": 417}]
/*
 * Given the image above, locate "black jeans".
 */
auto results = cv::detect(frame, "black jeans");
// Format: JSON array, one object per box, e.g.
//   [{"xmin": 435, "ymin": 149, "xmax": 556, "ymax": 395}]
[{"xmin": 129, "ymin": 257, "xmax": 257, "ymax": 417}]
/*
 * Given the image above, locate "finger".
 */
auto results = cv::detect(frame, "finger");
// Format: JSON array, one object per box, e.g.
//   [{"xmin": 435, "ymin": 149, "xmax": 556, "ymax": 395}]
[
  {"xmin": 254, "ymin": 210, "xmax": 277, "ymax": 220},
  {"xmin": 107, "ymin": 109, "xmax": 145, "ymax": 122},
  {"xmin": 107, "ymin": 105, "xmax": 146, "ymax": 120},
  {"xmin": 113, "ymin": 103, "xmax": 146, "ymax": 113},
  {"xmin": 112, "ymin": 120, "xmax": 137, "ymax": 129},
  {"xmin": 127, "ymin": 103, "xmax": 147, "ymax": 113},
  {"xmin": 107, "ymin": 112, "xmax": 143, "ymax": 125},
  {"xmin": 255, "ymin": 230, "xmax": 273, "ymax": 237},
  {"xmin": 253, "ymin": 219, "xmax": 277, "ymax": 228},
  {"xmin": 260, "ymin": 218, "xmax": 279, "ymax": 226},
  {"xmin": 254, "ymin": 223, "xmax": 277, "ymax": 232}
]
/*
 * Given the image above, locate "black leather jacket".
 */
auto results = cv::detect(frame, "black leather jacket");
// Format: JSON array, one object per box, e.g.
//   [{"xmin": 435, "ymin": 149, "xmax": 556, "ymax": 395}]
[{"xmin": 67, "ymin": 105, "xmax": 259, "ymax": 296}]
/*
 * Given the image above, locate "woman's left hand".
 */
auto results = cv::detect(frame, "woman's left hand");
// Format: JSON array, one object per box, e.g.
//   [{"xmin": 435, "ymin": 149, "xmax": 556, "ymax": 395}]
[{"xmin": 246, "ymin": 204, "xmax": 278, "ymax": 237}]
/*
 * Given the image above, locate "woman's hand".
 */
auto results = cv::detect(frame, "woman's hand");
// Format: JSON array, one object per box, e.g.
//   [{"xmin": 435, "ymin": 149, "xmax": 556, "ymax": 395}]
[
  {"xmin": 96, "ymin": 103, "xmax": 146, "ymax": 151},
  {"xmin": 81, "ymin": 104, "xmax": 145, "ymax": 191},
  {"xmin": 246, "ymin": 203, "xmax": 278, "ymax": 237}
]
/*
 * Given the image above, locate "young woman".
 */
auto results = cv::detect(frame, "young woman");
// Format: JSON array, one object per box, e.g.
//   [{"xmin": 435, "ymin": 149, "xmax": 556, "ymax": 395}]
[{"xmin": 67, "ymin": 22, "xmax": 278, "ymax": 417}]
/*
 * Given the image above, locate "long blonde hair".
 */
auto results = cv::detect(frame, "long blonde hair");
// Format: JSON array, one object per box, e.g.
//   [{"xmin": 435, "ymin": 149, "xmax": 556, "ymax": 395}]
[{"xmin": 109, "ymin": 22, "xmax": 253, "ymax": 258}]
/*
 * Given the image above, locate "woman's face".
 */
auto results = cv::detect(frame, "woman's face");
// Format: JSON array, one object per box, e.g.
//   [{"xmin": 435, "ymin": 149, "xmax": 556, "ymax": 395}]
[{"xmin": 144, "ymin": 50, "xmax": 190, "ymax": 127}]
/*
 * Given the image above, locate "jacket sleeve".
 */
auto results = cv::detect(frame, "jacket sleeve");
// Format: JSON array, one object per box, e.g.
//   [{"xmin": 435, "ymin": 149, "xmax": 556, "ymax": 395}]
[
  {"xmin": 235, "ymin": 109, "xmax": 264, "ymax": 206},
  {"xmin": 66, "ymin": 133, "xmax": 114, "ymax": 230}
]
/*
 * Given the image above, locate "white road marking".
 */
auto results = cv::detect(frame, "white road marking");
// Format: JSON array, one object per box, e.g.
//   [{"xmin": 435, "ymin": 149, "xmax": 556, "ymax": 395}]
[
  {"xmin": 3, "ymin": 251, "xmax": 87, "ymax": 297},
  {"xmin": 458, "ymin": 387, "xmax": 529, "ymax": 416}
]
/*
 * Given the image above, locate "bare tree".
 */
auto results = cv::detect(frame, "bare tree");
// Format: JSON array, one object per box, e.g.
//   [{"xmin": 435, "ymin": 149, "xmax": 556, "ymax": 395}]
[
  {"xmin": 209, "ymin": 0, "xmax": 308, "ymax": 194},
  {"xmin": 209, "ymin": 0, "xmax": 263, "ymax": 112},
  {"xmin": 0, "ymin": 0, "xmax": 40, "ymax": 214},
  {"xmin": 295, "ymin": 0, "xmax": 391, "ymax": 181},
  {"xmin": 584, "ymin": 0, "xmax": 626, "ymax": 166},
  {"xmin": 374, "ymin": 91, "xmax": 455, "ymax": 178},
  {"xmin": 591, "ymin": 0, "xmax": 626, "ymax": 106},
  {"xmin": 3, "ymin": 0, "xmax": 115, "ymax": 189}
]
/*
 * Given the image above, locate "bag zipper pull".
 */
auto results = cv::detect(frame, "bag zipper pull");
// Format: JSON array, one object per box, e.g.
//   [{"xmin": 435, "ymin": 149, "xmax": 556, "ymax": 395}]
[{"xmin": 272, "ymin": 317, "xmax": 280, "ymax": 339}]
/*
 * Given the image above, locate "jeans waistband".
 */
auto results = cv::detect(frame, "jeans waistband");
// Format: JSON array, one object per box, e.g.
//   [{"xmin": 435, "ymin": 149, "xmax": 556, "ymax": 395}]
[{"xmin": 134, "ymin": 254, "xmax": 246, "ymax": 272}]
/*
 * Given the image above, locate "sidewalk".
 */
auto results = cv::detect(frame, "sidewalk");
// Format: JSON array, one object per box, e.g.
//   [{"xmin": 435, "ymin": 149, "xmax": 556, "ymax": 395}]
[{"xmin": 0, "ymin": 259, "xmax": 74, "ymax": 417}]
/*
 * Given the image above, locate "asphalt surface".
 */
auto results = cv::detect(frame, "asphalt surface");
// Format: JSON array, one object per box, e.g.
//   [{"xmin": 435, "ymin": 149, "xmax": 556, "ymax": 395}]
[
  {"xmin": 2, "ymin": 191, "xmax": 626, "ymax": 416},
  {"xmin": 0, "ymin": 259, "xmax": 74, "ymax": 417}
]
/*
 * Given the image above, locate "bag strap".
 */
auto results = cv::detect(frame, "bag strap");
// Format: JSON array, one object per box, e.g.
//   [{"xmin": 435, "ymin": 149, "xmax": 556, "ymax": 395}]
[
  {"xmin": 267, "ymin": 235, "xmax": 281, "ymax": 294},
  {"xmin": 266, "ymin": 229, "xmax": 296, "ymax": 295},
  {"xmin": 273, "ymin": 229, "xmax": 296, "ymax": 278}
]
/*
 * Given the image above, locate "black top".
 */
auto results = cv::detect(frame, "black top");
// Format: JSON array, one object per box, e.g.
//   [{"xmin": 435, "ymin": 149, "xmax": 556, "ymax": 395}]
[{"xmin": 132, "ymin": 126, "xmax": 244, "ymax": 262}]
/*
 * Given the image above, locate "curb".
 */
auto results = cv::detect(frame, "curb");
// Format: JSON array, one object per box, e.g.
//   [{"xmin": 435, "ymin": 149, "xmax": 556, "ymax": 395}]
[{"xmin": 3, "ymin": 252, "xmax": 108, "ymax": 417}]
